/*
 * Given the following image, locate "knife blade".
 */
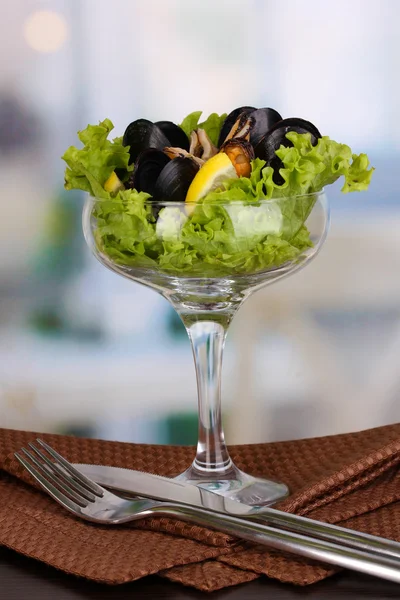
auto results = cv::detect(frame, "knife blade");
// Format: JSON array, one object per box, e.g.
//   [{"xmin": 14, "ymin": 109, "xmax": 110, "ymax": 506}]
[
  {"xmin": 73, "ymin": 463, "xmax": 400, "ymax": 562},
  {"xmin": 74, "ymin": 463, "xmax": 254, "ymax": 515}
]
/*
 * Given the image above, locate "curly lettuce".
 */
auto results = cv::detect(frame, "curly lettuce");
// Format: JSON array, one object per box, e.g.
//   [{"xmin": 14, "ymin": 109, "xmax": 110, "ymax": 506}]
[
  {"xmin": 93, "ymin": 192, "xmax": 313, "ymax": 276},
  {"xmin": 179, "ymin": 111, "xmax": 227, "ymax": 146},
  {"xmin": 62, "ymin": 119, "xmax": 132, "ymax": 199},
  {"xmin": 221, "ymin": 133, "xmax": 374, "ymax": 201}
]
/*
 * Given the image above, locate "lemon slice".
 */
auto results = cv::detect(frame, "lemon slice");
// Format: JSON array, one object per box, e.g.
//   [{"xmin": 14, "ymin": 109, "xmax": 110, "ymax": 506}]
[
  {"xmin": 185, "ymin": 153, "xmax": 237, "ymax": 204},
  {"xmin": 104, "ymin": 171, "xmax": 124, "ymax": 193}
]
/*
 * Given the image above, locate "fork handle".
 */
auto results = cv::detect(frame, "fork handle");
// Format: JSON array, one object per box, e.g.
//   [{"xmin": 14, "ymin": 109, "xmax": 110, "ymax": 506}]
[
  {"xmin": 248, "ymin": 506, "xmax": 400, "ymax": 562},
  {"xmin": 150, "ymin": 504, "xmax": 400, "ymax": 584}
]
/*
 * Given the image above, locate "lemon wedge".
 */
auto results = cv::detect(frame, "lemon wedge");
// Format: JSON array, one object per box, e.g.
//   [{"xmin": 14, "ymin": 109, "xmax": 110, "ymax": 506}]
[
  {"xmin": 104, "ymin": 171, "xmax": 124, "ymax": 193},
  {"xmin": 185, "ymin": 153, "xmax": 237, "ymax": 204}
]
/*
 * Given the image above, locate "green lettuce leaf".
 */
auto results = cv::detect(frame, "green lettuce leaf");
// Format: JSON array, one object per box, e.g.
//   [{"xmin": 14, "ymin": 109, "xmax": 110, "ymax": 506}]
[
  {"xmin": 62, "ymin": 119, "xmax": 132, "ymax": 198},
  {"xmin": 217, "ymin": 133, "xmax": 374, "ymax": 202},
  {"xmin": 275, "ymin": 133, "xmax": 374, "ymax": 195},
  {"xmin": 94, "ymin": 189, "xmax": 162, "ymax": 263},
  {"xmin": 179, "ymin": 111, "xmax": 227, "ymax": 146},
  {"xmin": 93, "ymin": 188, "xmax": 312, "ymax": 277},
  {"xmin": 197, "ymin": 112, "xmax": 227, "ymax": 146},
  {"xmin": 179, "ymin": 111, "xmax": 203, "ymax": 137}
]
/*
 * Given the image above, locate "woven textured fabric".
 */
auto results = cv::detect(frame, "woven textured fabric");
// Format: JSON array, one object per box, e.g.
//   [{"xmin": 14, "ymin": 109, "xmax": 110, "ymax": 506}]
[{"xmin": 0, "ymin": 424, "xmax": 399, "ymax": 592}]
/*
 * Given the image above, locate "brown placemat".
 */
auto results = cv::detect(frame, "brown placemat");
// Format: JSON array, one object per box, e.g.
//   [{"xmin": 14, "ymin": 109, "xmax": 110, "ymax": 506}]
[{"xmin": 0, "ymin": 425, "xmax": 399, "ymax": 592}]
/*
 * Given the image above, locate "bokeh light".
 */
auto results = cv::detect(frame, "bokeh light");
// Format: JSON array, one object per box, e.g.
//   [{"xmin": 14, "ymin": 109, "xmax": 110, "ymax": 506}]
[{"xmin": 23, "ymin": 10, "xmax": 68, "ymax": 54}]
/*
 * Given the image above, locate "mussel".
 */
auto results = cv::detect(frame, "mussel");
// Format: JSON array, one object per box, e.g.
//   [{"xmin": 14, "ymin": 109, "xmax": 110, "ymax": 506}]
[
  {"xmin": 153, "ymin": 157, "xmax": 199, "ymax": 202},
  {"xmin": 255, "ymin": 118, "xmax": 321, "ymax": 162},
  {"xmin": 197, "ymin": 129, "xmax": 218, "ymax": 160},
  {"xmin": 218, "ymin": 106, "xmax": 282, "ymax": 148},
  {"xmin": 221, "ymin": 139, "xmax": 255, "ymax": 178},
  {"xmin": 155, "ymin": 121, "xmax": 190, "ymax": 151},
  {"xmin": 123, "ymin": 118, "xmax": 189, "ymax": 164},
  {"xmin": 217, "ymin": 106, "xmax": 256, "ymax": 147},
  {"xmin": 189, "ymin": 131, "xmax": 202, "ymax": 157},
  {"xmin": 254, "ymin": 117, "xmax": 322, "ymax": 184},
  {"xmin": 249, "ymin": 107, "xmax": 282, "ymax": 147},
  {"xmin": 129, "ymin": 148, "xmax": 170, "ymax": 196},
  {"xmin": 164, "ymin": 146, "xmax": 204, "ymax": 167},
  {"xmin": 224, "ymin": 113, "xmax": 255, "ymax": 142},
  {"xmin": 128, "ymin": 149, "xmax": 199, "ymax": 202},
  {"xmin": 189, "ymin": 129, "xmax": 218, "ymax": 161},
  {"xmin": 123, "ymin": 119, "xmax": 170, "ymax": 164}
]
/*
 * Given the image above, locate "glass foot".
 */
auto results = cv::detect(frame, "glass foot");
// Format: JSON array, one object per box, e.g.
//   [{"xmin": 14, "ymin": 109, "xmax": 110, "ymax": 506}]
[{"xmin": 175, "ymin": 463, "xmax": 289, "ymax": 507}]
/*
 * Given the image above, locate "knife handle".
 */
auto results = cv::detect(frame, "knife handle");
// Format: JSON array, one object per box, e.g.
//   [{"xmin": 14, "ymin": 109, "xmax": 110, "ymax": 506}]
[
  {"xmin": 150, "ymin": 503, "xmax": 400, "ymax": 585},
  {"xmin": 248, "ymin": 506, "xmax": 400, "ymax": 562}
]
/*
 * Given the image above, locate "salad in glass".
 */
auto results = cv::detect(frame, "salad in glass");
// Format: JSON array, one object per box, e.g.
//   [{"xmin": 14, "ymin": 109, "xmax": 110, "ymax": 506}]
[{"xmin": 63, "ymin": 106, "xmax": 373, "ymax": 506}]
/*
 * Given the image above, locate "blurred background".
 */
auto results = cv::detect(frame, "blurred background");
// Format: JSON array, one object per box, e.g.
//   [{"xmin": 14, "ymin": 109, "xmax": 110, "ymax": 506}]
[{"xmin": 1, "ymin": 0, "xmax": 399, "ymax": 446}]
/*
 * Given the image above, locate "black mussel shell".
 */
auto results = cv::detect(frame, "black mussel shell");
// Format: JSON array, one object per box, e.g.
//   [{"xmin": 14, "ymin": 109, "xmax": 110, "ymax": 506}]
[
  {"xmin": 128, "ymin": 149, "xmax": 171, "ymax": 196},
  {"xmin": 153, "ymin": 157, "xmax": 199, "ymax": 202},
  {"xmin": 123, "ymin": 119, "xmax": 170, "ymax": 164},
  {"xmin": 255, "ymin": 117, "xmax": 321, "ymax": 162},
  {"xmin": 249, "ymin": 107, "xmax": 283, "ymax": 147},
  {"xmin": 254, "ymin": 118, "xmax": 321, "ymax": 184},
  {"xmin": 217, "ymin": 106, "xmax": 256, "ymax": 147},
  {"xmin": 155, "ymin": 121, "xmax": 190, "ymax": 151}
]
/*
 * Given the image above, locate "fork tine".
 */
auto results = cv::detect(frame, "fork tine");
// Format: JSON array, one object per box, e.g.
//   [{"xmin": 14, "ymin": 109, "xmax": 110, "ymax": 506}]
[
  {"xmin": 28, "ymin": 443, "xmax": 96, "ymax": 502},
  {"xmin": 37, "ymin": 439, "xmax": 104, "ymax": 497},
  {"xmin": 20, "ymin": 448, "xmax": 88, "ymax": 508},
  {"xmin": 15, "ymin": 452, "xmax": 83, "ymax": 514}
]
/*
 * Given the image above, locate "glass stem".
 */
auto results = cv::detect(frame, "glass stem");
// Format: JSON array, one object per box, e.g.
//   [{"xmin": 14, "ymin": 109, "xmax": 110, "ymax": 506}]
[{"xmin": 186, "ymin": 320, "xmax": 233, "ymax": 476}]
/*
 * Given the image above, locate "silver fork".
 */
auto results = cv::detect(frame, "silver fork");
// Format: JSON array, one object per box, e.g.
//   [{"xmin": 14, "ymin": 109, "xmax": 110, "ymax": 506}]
[{"xmin": 15, "ymin": 440, "xmax": 400, "ymax": 585}]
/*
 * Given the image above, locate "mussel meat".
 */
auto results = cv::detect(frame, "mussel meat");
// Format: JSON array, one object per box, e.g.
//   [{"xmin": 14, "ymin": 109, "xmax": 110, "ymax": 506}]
[
  {"xmin": 221, "ymin": 139, "xmax": 255, "ymax": 178},
  {"xmin": 218, "ymin": 106, "xmax": 283, "ymax": 148},
  {"xmin": 224, "ymin": 113, "xmax": 255, "ymax": 142},
  {"xmin": 217, "ymin": 106, "xmax": 256, "ymax": 147},
  {"xmin": 153, "ymin": 157, "xmax": 199, "ymax": 202},
  {"xmin": 254, "ymin": 117, "xmax": 322, "ymax": 184},
  {"xmin": 189, "ymin": 131, "xmax": 202, "ymax": 157},
  {"xmin": 128, "ymin": 148, "xmax": 170, "ymax": 196},
  {"xmin": 123, "ymin": 119, "xmax": 170, "ymax": 164},
  {"xmin": 189, "ymin": 129, "xmax": 218, "ymax": 161},
  {"xmin": 187, "ymin": 128, "xmax": 218, "ymax": 162},
  {"xmin": 155, "ymin": 121, "xmax": 190, "ymax": 151},
  {"xmin": 196, "ymin": 129, "xmax": 218, "ymax": 160},
  {"xmin": 249, "ymin": 107, "xmax": 282, "ymax": 147},
  {"xmin": 164, "ymin": 146, "xmax": 204, "ymax": 167}
]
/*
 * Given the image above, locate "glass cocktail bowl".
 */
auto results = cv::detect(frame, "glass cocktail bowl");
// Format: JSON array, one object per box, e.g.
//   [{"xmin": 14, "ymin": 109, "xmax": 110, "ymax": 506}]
[{"xmin": 83, "ymin": 191, "xmax": 329, "ymax": 506}]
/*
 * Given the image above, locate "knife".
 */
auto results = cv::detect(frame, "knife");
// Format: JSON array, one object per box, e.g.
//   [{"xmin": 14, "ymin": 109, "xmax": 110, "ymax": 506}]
[
  {"xmin": 74, "ymin": 463, "xmax": 253, "ymax": 515},
  {"xmin": 74, "ymin": 463, "xmax": 400, "ymax": 562}
]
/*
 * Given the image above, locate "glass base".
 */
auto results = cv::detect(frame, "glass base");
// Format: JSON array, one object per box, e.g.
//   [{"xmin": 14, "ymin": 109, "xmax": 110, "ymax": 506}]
[{"xmin": 175, "ymin": 463, "xmax": 289, "ymax": 507}]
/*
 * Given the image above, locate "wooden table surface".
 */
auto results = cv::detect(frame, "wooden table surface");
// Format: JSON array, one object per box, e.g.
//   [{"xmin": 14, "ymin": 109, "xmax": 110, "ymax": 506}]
[{"xmin": 1, "ymin": 547, "xmax": 398, "ymax": 599}]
